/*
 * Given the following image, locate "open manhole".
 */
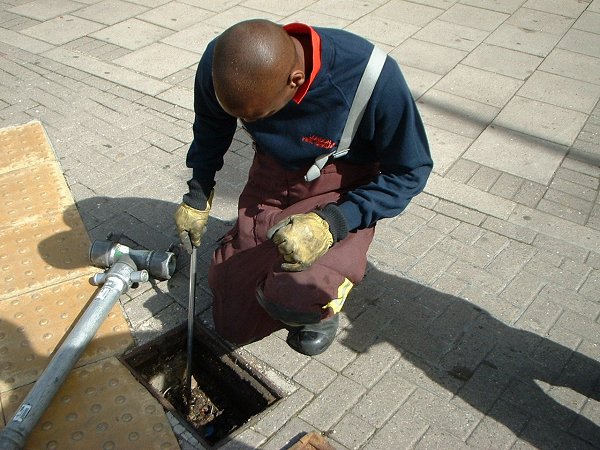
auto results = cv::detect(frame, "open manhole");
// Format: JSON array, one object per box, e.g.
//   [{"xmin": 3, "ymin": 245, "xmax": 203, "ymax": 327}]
[{"xmin": 120, "ymin": 322, "xmax": 283, "ymax": 447}]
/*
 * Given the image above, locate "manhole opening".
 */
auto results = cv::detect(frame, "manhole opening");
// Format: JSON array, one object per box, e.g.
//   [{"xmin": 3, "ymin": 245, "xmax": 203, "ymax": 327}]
[{"xmin": 120, "ymin": 322, "xmax": 282, "ymax": 447}]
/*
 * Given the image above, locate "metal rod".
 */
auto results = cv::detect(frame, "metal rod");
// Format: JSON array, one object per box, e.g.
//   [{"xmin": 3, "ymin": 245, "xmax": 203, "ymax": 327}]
[
  {"xmin": 0, "ymin": 256, "xmax": 147, "ymax": 450},
  {"xmin": 185, "ymin": 246, "xmax": 197, "ymax": 401}
]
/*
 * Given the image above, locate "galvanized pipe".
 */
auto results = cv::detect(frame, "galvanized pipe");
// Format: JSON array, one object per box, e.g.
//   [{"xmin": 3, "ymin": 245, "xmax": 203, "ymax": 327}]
[{"xmin": 0, "ymin": 243, "xmax": 166, "ymax": 449}]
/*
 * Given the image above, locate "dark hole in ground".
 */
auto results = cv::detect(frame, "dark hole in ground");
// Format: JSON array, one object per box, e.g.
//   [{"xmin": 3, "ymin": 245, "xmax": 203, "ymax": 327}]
[{"xmin": 120, "ymin": 323, "xmax": 282, "ymax": 447}]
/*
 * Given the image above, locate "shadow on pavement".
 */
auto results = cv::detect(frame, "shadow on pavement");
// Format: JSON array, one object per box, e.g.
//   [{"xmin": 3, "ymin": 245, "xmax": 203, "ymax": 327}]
[{"xmin": 341, "ymin": 262, "xmax": 600, "ymax": 449}]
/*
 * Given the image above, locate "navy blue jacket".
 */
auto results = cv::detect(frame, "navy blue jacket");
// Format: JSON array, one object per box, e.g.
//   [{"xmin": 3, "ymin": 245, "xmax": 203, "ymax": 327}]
[{"xmin": 186, "ymin": 26, "xmax": 432, "ymax": 233}]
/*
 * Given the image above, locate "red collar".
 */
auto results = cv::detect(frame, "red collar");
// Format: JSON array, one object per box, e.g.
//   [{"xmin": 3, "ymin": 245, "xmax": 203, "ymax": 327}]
[{"xmin": 283, "ymin": 23, "xmax": 321, "ymax": 104}]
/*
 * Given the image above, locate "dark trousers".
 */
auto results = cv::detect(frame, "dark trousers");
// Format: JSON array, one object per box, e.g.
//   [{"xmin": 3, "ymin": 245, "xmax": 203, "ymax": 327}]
[{"xmin": 209, "ymin": 151, "xmax": 378, "ymax": 345}]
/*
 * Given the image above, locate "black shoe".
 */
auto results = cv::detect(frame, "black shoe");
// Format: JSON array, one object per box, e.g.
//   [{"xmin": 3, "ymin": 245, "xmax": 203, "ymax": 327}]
[{"xmin": 286, "ymin": 314, "xmax": 339, "ymax": 356}]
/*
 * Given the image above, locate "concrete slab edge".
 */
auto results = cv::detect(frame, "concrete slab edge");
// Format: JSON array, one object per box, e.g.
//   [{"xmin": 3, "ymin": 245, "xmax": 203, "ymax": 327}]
[
  {"xmin": 40, "ymin": 47, "xmax": 171, "ymax": 97},
  {"xmin": 425, "ymin": 173, "xmax": 516, "ymax": 219}
]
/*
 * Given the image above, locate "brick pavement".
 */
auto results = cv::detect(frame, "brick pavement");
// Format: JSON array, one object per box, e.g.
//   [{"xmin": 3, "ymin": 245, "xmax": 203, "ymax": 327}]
[{"xmin": 1, "ymin": 0, "xmax": 599, "ymax": 448}]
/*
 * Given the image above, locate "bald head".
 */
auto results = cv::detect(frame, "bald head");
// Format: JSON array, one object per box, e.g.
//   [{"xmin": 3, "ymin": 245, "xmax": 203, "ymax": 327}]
[{"xmin": 213, "ymin": 19, "xmax": 305, "ymax": 121}]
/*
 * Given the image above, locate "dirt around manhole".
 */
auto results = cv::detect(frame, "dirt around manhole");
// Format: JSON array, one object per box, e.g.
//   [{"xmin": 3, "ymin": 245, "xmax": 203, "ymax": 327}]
[{"xmin": 121, "ymin": 324, "xmax": 281, "ymax": 447}]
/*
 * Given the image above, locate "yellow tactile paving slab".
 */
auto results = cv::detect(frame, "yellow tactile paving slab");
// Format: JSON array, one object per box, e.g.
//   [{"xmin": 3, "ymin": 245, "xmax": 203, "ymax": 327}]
[
  {"xmin": 0, "ymin": 123, "xmax": 94, "ymax": 301},
  {"xmin": 0, "ymin": 276, "xmax": 133, "ymax": 393},
  {"xmin": 0, "ymin": 160, "xmax": 75, "ymax": 228},
  {"xmin": 0, "ymin": 121, "xmax": 180, "ymax": 449},
  {"xmin": 0, "ymin": 122, "xmax": 57, "ymax": 174},
  {"xmin": 0, "ymin": 214, "xmax": 94, "ymax": 301},
  {"xmin": 1, "ymin": 357, "xmax": 179, "ymax": 450}
]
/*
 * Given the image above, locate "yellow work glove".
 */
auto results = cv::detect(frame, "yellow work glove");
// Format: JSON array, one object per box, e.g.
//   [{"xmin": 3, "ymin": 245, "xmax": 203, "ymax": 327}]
[
  {"xmin": 267, "ymin": 212, "xmax": 334, "ymax": 272},
  {"xmin": 174, "ymin": 191, "xmax": 214, "ymax": 253}
]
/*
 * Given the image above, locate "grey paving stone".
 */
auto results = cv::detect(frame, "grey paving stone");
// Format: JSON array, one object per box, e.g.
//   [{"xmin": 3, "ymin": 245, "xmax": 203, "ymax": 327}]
[
  {"xmin": 73, "ymin": 0, "xmax": 148, "ymax": 25},
  {"xmin": 537, "ymin": 198, "xmax": 587, "ymax": 225},
  {"xmin": 42, "ymin": 47, "xmax": 171, "ymax": 95},
  {"xmin": 340, "ymin": 306, "xmax": 393, "ymax": 351},
  {"xmin": 512, "ymin": 180, "xmax": 546, "ymax": 208},
  {"xmin": 306, "ymin": 0, "xmax": 379, "ymax": 21},
  {"xmin": 352, "ymin": 369, "xmax": 414, "ymax": 428},
  {"xmin": 361, "ymin": 403, "xmax": 428, "ymax": 449},
  {"xmin": 114, "ymin": 43, "xmax": 198, "ymax": 79},
  {"xmin": 244, "ymin": 335, "xmax": 310, "ymax": 378},
  {"xmin": 507, "ymin": 98, "xmax": 590, "ymax": 148},
  {"xmin": 21, "ymin": 15, "xmax": 105, "ymax": 46},
  {"xmin": 219, "ymin": 428, "xmax": 267, "ymax": 449},
  {"xmin": 436, "ymin": 64, "xmax": 523, "ymax": 108},
  {"xmin": 539, "ymin": 283, "xmax": 600, "ymax": 321},
  {"xmin": 524, "ymin": 0, "xmax": 589, "ymax": 18},
  {"xmin": 556, "ymin": 311, "xmax": 600, "ymax": 344},
  {"xmin": 461, "ymin": 285, "xmax": 522, "ymax": 323},
  {"xmin": 556, "ymin": 166, "xmax": 600, "ymax": 190},
  {"xmin": 487, "ymin": 240, "xmax": 535, "ymax": 280},
  {"xmin": 418, "ymin": 89, "xmax": 500, "ymax": 138},
  {"xmin": 389, "ymin": 210, "xmax": 427, "ymax": 236},
  {"xmin": 0, "ymin": 28, "xmax": 54, "ymax": 53},
  {"xmin": 434, "ymin": 199, "xmax": 487, "ymax": 226},
  {"xmin": 260, "ymin": 417, "xmax": 314, "ymax": 450},
  {"xmin": 574, "ymin": 10, "xmax": 600, "ymax": 33},
  {"xmin": 446, "ymin": 158, "xmax": 480, "ymax": 184},
  {"xmin": 427, "ymin": 213, "xmax": 460, "ymax": 234},
  {"xmin": 439, "ymin": 3, "xmax": 508, "ymax": 31},
  {"xmin": 292, "ymin": 359, "xmax": 337, "ymax": 394},
  {"xmin": 161, "ymin": 21, "xmax": 223, "ymax": 53},
  {"xmin": 550, "ymin": 178, "xmax": 598, "ymax": 205},
  {"xmin": 90, "ymin": 18, "xmax": 172, "ymax": 50},
  {"xmin": 467, "ymin": 164, "xmax": 502, "ymax": 191},
  {"xmin": 414, "ymin": 19, "xmax": 488, "ymax": 51},
  {"xmin": 342, "ymin": 341, "xmax": 400, "ymax": 388},
  {"xmin": 404, "ymin": 387, "xmax": 481, "ymax": 440},
  {"xmin": 425, "ymin": 125, "xmax": 473, "ymax": 175},
  {"xmin": 460, "ymin": 0, "xmax": 525, "ymax": 14},
  {"xmin": 391, "ymin": 38, "xmax": 467, "ymax": 76},
  {"xmin": 395, "ymin": 224, "xmax": 445, "ymax": 258},
  {"xmin": 407, "ymin": 248, "xmax": 457, "ymax": 285},
  {"xmin": 416, "ymin": 427, "xmax": 472, "ymax": 449},
  {"xmin": 203, "ymin": 6, "xmax": 282, "ymax": 29},
  {"xmin": 540, "ymin": 48, "xmax": 600, "ymax": 85},
  {"xmin": 517, "ymin": 70, "xmax": 600, "ymax": 114},
  {"xmin": 489, "ymin": 171, "xmax": 524, "ymax": 199},
  {"xmin": 485, "ymin": 23, "xmax": 561, "ymax": 57},
  {"xmin": 510, "ymin": 204, "xmax": 600, "ymax": 250},
  {"xmin": 331, "ymin": 413, "xmax": 376, "ymax": 450},
  {"xmin": 546, "ymin": 185, "xmax": 594, "ymax": 214},
  {"xmin": 579, "ymin": 269, "xmax": 600, "ymax": 301},
  {"xmin": 8, "ymin": 0, "xmax": 82, "ymax": 21},
  {"xmin": 462, "ymin": 43, "xmax": 542, "ymax": 80},
  {"xmin": 137, "ymin": 1, "xmax": 213, "ymax": 31},
  {"xmin": 508, "ymin": 6, "xmax": 575, "ymax": 36},
  {"xmin": 438, "ymin": 235, "xmax": 492, "ymax": 267},
  {"xmin": 466, "ymin": 124, "xmax": 570, "ymax": 184},
  {"xmin": 345, "ymin": 15, "xmax": 419, "ymax": 47},
  {"xmin": 466, "ymin": 399, "xmax": 528, "ymax": 449},
  {"xmin": 299, "ymin": 375, "xmax": 366, "ymax": 430},
  {"xmin": 427, "ymin": 173, "xmax": 516, "ymax": 220}
]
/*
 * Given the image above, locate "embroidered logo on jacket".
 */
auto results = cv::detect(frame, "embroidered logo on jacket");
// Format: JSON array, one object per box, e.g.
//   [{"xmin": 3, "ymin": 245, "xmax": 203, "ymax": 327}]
[{"xmin": 302, "ymin": 135, "xmax": 337, "ymax": 150}]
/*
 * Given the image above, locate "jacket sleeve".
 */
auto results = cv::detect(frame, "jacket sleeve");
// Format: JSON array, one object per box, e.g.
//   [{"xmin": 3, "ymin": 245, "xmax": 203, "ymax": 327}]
[
  {"xmin": 184, "ymin": 42, "xmax": 238, "ymax": 208},
  {"xmin": 335, "ymin": 57, "xmax": 433, "ymax": 232}
]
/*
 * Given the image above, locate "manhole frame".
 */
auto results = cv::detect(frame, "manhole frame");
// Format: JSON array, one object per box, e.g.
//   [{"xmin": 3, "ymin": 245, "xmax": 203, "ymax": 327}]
[{"xmin": 118, "ymin": 321, "xmax": 285, "ymax": 448}]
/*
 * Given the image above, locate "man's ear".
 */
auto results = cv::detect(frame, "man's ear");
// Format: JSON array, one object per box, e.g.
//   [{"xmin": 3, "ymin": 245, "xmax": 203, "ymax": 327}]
[{"xmin": 289, "ymin": 70, "xmax": 305, "ymax": 89}]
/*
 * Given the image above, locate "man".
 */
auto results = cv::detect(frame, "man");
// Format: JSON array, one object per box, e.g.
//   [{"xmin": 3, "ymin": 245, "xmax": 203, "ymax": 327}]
[{"xmin": 175, "ymin": 19, "xmax": 432, "ymax": 356}]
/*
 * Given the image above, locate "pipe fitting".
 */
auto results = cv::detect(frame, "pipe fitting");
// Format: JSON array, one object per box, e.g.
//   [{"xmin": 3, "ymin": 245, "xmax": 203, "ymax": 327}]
[{"xmin": 89, "ymin": 240, "xmax": 176, "ymax": 280}]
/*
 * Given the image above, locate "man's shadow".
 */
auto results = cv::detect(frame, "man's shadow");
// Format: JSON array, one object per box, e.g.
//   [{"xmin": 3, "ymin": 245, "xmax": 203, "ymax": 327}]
[
  {"xmin": 341, "ymin": 262, "xmax": 600, "ymax": 449},
  {"xmin": 36, "ymin": 196, "xmax": 235, "ymax": 346}
]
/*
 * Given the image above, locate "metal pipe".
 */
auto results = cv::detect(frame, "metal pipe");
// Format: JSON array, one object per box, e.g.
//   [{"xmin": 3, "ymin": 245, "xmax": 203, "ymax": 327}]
[
  {"xmin": 185, "ymin": 246, "xmax": 197, "ymax": 403},
  {"xmin": 0, "ymin": 242, "xmax": 170, "ymax": 449}
]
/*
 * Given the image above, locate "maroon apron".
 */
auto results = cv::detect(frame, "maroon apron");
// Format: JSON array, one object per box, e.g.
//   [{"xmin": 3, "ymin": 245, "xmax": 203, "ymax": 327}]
[{"xmin": 209, "ymin": 150, "xmax": 379, "ymax": 344}]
